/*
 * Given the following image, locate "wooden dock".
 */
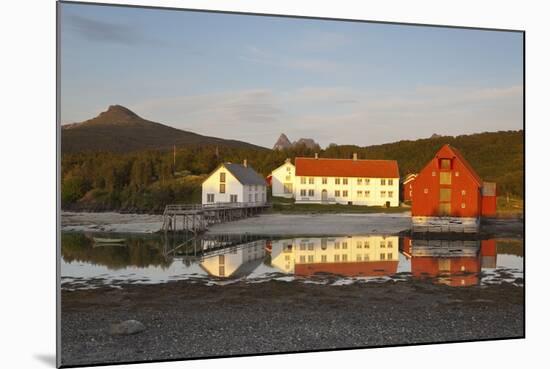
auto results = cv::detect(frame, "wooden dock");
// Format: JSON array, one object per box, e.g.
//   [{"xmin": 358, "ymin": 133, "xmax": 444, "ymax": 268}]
[
  {"xmin": 162, "ymin": 202, "xmax": 270, "ymax": 234},
  {"xmin": 411, "ymin": 216, "xmax": 480, "ymax": 233}
]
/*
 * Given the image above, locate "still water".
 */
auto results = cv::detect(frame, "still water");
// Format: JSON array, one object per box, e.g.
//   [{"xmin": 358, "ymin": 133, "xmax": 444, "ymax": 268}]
[{"xmin": 61, "ymin": 232, "xmax": 523, "ymax": 290}]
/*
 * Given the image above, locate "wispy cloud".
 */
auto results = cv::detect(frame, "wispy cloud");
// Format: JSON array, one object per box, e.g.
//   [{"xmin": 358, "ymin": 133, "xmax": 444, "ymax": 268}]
[
  {"xmin": 130, "ymin": 84, "xmax": 522, "ymax": 148},
  {"xmin": 64, "ymin": 14, "xmax": 152, "ymax": 46}
]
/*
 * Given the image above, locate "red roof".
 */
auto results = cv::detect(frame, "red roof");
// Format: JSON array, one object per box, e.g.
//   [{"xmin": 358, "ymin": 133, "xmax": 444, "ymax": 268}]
[
  {"xmin": 295, "ymin": 157, "xmax": 399, "ymax": 178},
  {"xmin": 295, "ymin": 261, "xmax": 399, "ymax": 277}
]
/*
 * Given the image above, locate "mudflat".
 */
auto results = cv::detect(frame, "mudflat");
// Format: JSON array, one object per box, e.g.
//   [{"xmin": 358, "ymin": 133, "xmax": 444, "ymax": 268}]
[{"xmin": 61, "ymin": 280, "xmax": 524, "ymax": 367}]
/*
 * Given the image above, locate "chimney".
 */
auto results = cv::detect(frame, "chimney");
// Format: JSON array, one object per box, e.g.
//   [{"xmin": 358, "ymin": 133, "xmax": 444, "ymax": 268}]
[
  {"xmin": 243, "ymin": 159, "xmax": 248, "ymax": 167},
  {"xmin": 353, "ymin": 153, "xmax": 358, "ymax": 161},
  {"xmin": 314, "ymin": 153, "xmax": 319, "ymax": 159}
]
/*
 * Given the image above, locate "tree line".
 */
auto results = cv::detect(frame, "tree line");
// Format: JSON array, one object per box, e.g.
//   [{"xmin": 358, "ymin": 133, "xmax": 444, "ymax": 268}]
[{"xmin": 61, "ymin": 130, "xmax": 523, "ymax": 212}]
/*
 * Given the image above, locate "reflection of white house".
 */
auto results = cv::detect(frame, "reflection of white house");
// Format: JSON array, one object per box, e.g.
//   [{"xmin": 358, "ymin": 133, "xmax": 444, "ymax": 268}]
[
  {"xmin": 202, "ymin": 160, "xmax": 267, "ymax": 205},
  {"xmin": 270, "ymin": 235, "xmax": 399, "ymax": 276},
  {"xmin": 270, "ymin": 154, "xmax": 400, "ymax": 206},
  {"xmin": 270, "ymin": 159, "xmax": 295, "ymax": 198},
  {"xmin": 200, "ymin": 241, "xmax": 266, "ymax": 278}
]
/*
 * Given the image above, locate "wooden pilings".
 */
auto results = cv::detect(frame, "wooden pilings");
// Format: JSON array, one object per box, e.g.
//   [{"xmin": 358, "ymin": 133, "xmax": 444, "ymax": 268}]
[{"xmin": 162, "ymin": 202, "xmax": 270, "ymax": 234}]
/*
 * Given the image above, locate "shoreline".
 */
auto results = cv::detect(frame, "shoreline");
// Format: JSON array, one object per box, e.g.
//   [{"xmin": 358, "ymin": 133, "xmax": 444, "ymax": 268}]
[
  {"xmin": 61, "ymin": 211, "xmax": 523, "ymax": 237},
  {"xmin": 61, "ymin": 279, "xmax": 524, "ymax": 367}
]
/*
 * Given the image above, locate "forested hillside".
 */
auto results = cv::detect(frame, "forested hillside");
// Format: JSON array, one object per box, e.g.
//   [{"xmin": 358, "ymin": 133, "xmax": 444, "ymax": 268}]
[{"xmin": 61, "ymin": 130, "xmax": 523, "ymax": 212}]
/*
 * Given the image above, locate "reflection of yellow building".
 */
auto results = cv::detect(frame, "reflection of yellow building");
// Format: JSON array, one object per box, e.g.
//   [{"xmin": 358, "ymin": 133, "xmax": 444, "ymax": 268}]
[
  {"xmin": 200, "ymin": 241, "xmax": 266, "ymax": 278},
  {"xmin": 270, "ymin": 236, "xmax": 399, "ymax": 276}
]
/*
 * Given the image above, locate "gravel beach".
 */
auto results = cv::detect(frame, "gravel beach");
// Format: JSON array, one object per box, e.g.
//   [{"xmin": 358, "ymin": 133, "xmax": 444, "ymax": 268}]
[{"xmin": 60, "ymin": 280, "xmax": 524, "ymax": 367}]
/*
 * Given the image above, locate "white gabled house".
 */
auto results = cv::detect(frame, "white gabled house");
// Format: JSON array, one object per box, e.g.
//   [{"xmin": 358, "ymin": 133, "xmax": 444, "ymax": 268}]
[
  {"xmin": 202, "ymin": 160, "xmax": 267, "ymax": 205},
  {"xmin": 270, "ymin": 158, "xmax": 295, "ymax": 198}
]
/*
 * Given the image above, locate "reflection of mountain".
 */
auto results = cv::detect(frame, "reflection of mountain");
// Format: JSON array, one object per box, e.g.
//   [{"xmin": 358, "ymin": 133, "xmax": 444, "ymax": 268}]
[
  {"xmin": 200, "ymin": 241, "xmax": 266, "ymax": 278},
  {"xmin": 270, "ymin": 236, "xmax": 399, "ymax": 277},
  {"xmin": 61, "ymin": 233, "xmax": 171, "ymax": 270},
  {"xmin": 400, "ymin": 238, "xmax": 497, "ymax": 287}
]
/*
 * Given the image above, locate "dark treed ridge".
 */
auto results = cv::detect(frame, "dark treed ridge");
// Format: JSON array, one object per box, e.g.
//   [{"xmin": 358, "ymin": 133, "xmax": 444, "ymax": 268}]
[{"xmin": 61, "ymin": 130, "xmax": 523, "ymax": 212}]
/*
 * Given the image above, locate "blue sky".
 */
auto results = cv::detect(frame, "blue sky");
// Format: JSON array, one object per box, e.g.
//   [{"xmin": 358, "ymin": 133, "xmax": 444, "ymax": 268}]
[{"xmin": 60, "ymin": 2, "xmax": 523, "ymax": 148}]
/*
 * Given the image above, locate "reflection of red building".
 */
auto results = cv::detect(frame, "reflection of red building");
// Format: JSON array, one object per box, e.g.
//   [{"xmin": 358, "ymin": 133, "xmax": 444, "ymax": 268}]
[
  {"xmin": 411, "ymin": 145, "xmax": 497, "ymax": 222},
  {"xmin": 401, "ymin": 237, "xmax": 497, "ymax": 287},
  {"xmin": 295, "ymin": 261, "xmax": 398, "ymax": 277}
]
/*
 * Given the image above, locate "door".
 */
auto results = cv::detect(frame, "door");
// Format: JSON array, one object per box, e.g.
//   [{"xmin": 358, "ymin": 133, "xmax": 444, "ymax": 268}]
[
  {"xmin": 439, "ymin": 188, "xmax": 451, "ymax": 216},
  {"xmin": 321, "ymin": 189, "xmax": 328, "ymax": 202}
]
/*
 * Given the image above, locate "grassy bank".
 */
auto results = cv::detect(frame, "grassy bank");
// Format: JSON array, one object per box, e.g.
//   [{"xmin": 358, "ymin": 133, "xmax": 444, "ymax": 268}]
[
  {"xmin": 496, "ymin": 196, "xmax": 524, "ymax": 217},
  {"xmin": 269, "ymin": 197, "xmax": 409, "ymax": 214}
]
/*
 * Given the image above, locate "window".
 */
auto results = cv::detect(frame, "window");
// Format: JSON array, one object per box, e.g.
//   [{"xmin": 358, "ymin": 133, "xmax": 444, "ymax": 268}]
[
  {"xmin": 207, "ymin": 193, "xmax": 215, "ymax": 203},
  {"xmin": 388, "ymin": 240, "xmax": 393, "ymax": 248},
  {"xmin": 307, "ymin": 255, "xmax": 314, "ymax": 263},
  {"xmin": 387, "ymin": 253, "xmax": 393, "ymax": 259},
  {"xmin": 356, "ymin": 254, "xmax": 362, "ymax": 261},
  {"xmin": 300, "ymin": 189, "xmax": 306, "ymax": 196},
  {"xmin": 335, "ymin": 190, "xmax": 340, "ymax": 197},
  {"xmin": 334, "ymin": 242, "xmax": 340, "ymax": 249},
  {"xmin": 248, "ymin": 194, "xmax": 252, "ymax": 202},
  {"xmin": 342, "ymin": 242, "xmax": 348, "ymax": 249},
  {"xmin": 432, "ymin": 171, "xmax": 436, "ymax": 177},
  {"xmin": 357, "ymin": 241, "xmax": 362, "ymax": 248},
  {"xmin": 230, "ymin": 194, "xmax": 237, "ymax": 202},
  {"xmin": 286, "ymin": 166, "xmax": 291, "ymax": 172},
  {"xmin": 343, "ymin": 190, "xmax": 348, "ymax": 197},
  {"xmin": 299, "ymin": 255, "xmax": 306, "ymax": 263},
  {"xmin": 380, "ymin": 240, "xmax": 386, "ymax": 248},
  {"xmin": 365, "ymin": 191, "xmax": 370, "ymax": 198},
  {"xmin": 424, "ymin": 188, "xmax": 429, "ymax": 194},
  {"xmin": 321, "ymin": 255, "xmax": 327, "ymax": 262},
  {"xmin": 461, "ymin": 190, "xmax": 466, "ymax": 196},
  {"xmin": 308, "ymin": 242, "xmax": 314, "ymax": 250},
  {"xmin": 335, "ymin": 178, "xmax": 340, "ymax": 185},
  {"xmin": 357, "ymin": 191, "xmax": 363, "ymax": 197},
  {"xmin": 440, "ymin": 188, "xmax": 452, "ymax": 202},
  {"xmin": 254, "ymin": 193, "xmax": 258, "ymax": 202},
  {"xmin": 357, "ymin": 178, "xmax": 363, "ymax": 185},
  {"xmin": 388, "ymin": 179, "xmax": 394, "ymax": 186},
  {"xmin": 461, "ymin": 203, "xmax": 466, "ymax": 209},
  {"xmin": 440, "ymin": 159, "xmax": 451, "ymax": 169},
  {"xmin": 439, "ymin": 203, "xmax": 451, "ymax": 215},
  {"xmin": 300, "ymin": 177, "xmax": 306, "ymax": 184},
  {"xmin": 220, "ymin": 172, "xmax": 226, "ymax": 182},
  {"xmin": 381, "ymin": 179, "xmax": 386, "ymax": 185},
  {"xmin": 309, "ymin": 177, "xmax": 314, "ymax": 184},
  {"xmin": 334, "ymin": 255, "xmax": 340, "ymax": 262},
  {"xmin": 308, "ymin": 189, "xmax": 314, "ymax": 197},
  {"xmin": 381, "ymin": 191, "xmax": 386, "ymax": 198},
  {"xmin": 364, "ymin": 254, "xmax": 370, "ymax": 261},
  {"xmin": 343, "ymin": 178, "xmax": 348, "ymax": 185},
  {"xmin": 322, "ymin": 177, "xmax": 327, "ymax": 184},
  {"xmin": 285, "ymin": 255, "xmax": 290, "ymax": 261},
  {"xmin": 455, "ymin": 171, "xmax": 460, "ymax": 177},
  {"xmin": 342, "ymin": 254, "xmax": 348, "ymax": 262},
  {"xmin": 365, "ymin": 179, "xmax": 370, "ymax": 185},
  {"xmin": 388, "ymin": 191, "xmax": 393, "ymax": 198},
  {"xmin": 440, "ymin": 172, "xmax": 452, "ymax": 185},
  {"xmin": 299, "ymin": 242, "xmax": 306, "ymax": 250},
  {"xmin": 380, "ymin": 253, "xmax": 386, "ymax": 260},
  {"xmin": 219, "ymin": 183, "xmax": 226, "ymax": 193},
  {"xmin": 284, "ymin": 183, "xmax": 293, "ymax": 194}
]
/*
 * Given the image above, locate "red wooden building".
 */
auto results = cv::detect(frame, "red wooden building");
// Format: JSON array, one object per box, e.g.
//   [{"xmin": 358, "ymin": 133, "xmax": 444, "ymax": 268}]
[
  {"xmin": 411, "ymin": 145, "xmax": 496, "ymax": 231},
  {"xmin": 402, "ymin": 173, "xmax": 417, "ymax": 203}
]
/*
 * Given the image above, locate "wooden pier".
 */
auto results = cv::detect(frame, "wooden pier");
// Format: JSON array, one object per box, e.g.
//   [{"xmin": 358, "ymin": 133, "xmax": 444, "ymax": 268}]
[{"xmin": 162, "ymin": 202, "xmax": 270, "ymax": 234}]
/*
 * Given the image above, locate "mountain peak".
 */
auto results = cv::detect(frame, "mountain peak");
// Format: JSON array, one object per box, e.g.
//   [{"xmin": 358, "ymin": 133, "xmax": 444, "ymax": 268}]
[
  {"xmin": 273, "ymin": 133, "xmax": 292, "ymax": 150},
  {"xmin": 98, "ymin": 105, "xmax": 141, "ymax": 121}
]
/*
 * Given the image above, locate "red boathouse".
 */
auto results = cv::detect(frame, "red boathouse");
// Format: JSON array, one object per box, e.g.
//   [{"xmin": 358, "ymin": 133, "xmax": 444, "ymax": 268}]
[{"xmin": 411, "ymin": 144, "xmax": 496, "ymax": 232}]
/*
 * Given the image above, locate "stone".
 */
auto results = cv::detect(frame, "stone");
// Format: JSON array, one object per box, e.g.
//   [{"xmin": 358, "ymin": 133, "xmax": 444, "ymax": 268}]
[{"xmin": 109, "ymin": 320, "xmax": 146, "ymax": 335}]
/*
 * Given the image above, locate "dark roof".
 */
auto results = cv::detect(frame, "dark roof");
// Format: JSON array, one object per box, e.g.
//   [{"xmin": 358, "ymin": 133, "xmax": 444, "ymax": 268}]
[{"xmin": 224, "ymin": 163, "xmax": 267, "ymax": 186}]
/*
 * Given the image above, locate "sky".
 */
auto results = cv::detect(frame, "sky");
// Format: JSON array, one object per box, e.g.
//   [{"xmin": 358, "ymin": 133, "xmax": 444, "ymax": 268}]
[{"xmin": 59, "ymin": 2, "xmax": 524, "ymax": 148}]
